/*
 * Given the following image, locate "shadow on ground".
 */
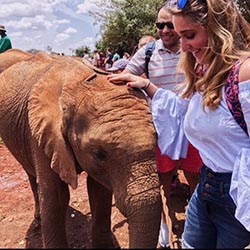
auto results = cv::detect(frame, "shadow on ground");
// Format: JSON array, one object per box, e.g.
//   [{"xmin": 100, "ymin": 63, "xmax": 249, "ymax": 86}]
[{"xmin": 25, "ymin": 206, "xmax": 122, "ymax": 249}]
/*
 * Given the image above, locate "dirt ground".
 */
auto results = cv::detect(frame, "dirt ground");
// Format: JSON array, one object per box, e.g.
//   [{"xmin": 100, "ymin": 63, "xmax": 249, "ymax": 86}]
[{"xmin": 0, "ymin": 143, "xmax": 189, "ymax": 249}]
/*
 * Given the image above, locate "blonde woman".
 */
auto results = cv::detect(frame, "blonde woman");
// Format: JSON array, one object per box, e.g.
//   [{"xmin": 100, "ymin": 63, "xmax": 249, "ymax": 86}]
[{"xmin": 108, "ymin": 0, "xmax": 250, "ymax": 248}]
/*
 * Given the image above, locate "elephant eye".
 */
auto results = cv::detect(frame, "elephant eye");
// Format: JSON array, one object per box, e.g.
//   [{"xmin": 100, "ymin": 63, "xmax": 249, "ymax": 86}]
[{"xmin": 92, "ymin": 147, "xmax": 108, "ymax": 162}]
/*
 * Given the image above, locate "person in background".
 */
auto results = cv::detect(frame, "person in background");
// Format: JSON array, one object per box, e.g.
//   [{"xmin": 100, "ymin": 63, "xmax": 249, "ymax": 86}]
[
  {"xmin": 83, "ymin": 50, "xmax": 92, "ymax": 64},
  {"xmin": 99, "ymin": 51, "xmax": 106, "ymax": 70},
  {"xmin": 122, "ymin": 2, "xmax": 202, "ymax": 248},
  {"xmin": 107, "ymin": 0, "xmax": 250, "ymax": 248},
  {"xmin": 112, "ymin": 50, "xmax": 121, "ymax": 63},
  {"xmin": 93, "ymin": 50, "xmax": 100, "ymax": 68},
  {"xmin": 104, "ymin": 48, "xmax": 113, "ymax": 71},
  {"xmin": 123, "ymin": 52, "xmax": 131, "ymax": 60},
  {"xmin": 106, "ymin": 58, "xmax": 129, "ymax": 74},
  {"xmin": 137, "ymin": 35, "xmax": 156, "ymax": 79},
  {"xmin": 0, "ymin": 25, "xmax": 12, "ymax": 53},
  {"xmin": 138, "ymin": 35, "xmax": 155, "ymax": 49}
]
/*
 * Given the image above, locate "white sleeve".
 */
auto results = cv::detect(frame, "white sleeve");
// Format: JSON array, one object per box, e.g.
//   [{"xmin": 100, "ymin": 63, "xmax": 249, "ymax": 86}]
[
  {"xmin": 229, "ymin": 80, "xmax": 250, "ymax": 232},
  {"xmin": 229, "ymin": 147, "xmax": 250, "ymax": 232},
  {"xmin": 151, "ymin": 88, "xmax": 189, "ymax": 160}
]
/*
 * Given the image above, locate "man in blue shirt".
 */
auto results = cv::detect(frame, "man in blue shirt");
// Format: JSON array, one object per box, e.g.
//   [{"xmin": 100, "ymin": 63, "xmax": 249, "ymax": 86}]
[
  {"xmin": 0, "ymin": 25, "xmax": 12, "ymax": 53},
  {"xmin": 112, "ymin": 50, "xmax": 120, "ymax": 62}
]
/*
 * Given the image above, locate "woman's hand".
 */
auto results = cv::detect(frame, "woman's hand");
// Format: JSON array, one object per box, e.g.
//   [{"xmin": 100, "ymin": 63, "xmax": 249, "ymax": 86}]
[
  {"xmin": 107, "ymin": 73, "xmax": 149, "ymax": 89},
  {"xmin": 107, "ymin": 73, "xmax": 158, "ymax": 99}
]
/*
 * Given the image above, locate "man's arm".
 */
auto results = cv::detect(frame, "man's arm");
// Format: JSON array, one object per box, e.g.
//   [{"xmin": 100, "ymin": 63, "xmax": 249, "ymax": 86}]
[{"xmin": 121, "ymin": 68, "xmax": 133, "ymax": 74}]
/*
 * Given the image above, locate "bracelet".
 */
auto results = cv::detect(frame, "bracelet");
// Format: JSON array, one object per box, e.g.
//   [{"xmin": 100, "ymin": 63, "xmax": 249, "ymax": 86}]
[{"xmin": 142, "ymin": 79, "xmax": 151, "ymax": 90}]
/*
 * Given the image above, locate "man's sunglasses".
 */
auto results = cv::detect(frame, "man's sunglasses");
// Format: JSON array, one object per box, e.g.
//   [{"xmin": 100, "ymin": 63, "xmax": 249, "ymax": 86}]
[{"xmin": 155, "ymin": 22, "xmax": 174, "ymax": 30}]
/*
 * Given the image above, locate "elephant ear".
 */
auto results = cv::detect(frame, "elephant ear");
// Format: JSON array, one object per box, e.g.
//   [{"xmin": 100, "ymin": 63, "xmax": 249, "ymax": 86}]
[{"xmin": 28, "ymin": 59, "xmax": 79, "ymax": 189}]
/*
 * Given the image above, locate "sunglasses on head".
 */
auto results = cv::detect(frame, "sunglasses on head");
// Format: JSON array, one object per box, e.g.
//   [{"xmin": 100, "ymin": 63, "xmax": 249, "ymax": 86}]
[
  {"xmin": 170, "ymin": 0, "xmax": 188, "ymax": 9},
  {"xmin": 155, "ymin": 22, "xmax": 174, "ymax": 30}
]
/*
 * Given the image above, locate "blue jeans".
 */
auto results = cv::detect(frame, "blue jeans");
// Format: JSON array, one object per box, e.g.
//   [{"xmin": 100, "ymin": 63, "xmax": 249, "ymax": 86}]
[{"xmin": 182, "ymin": 165, "xmax": 250, "ymax": 249}]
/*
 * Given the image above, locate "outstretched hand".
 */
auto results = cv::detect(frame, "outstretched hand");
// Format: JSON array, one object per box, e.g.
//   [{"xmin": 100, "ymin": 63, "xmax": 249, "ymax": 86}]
[{"xmin": 107, "ymin": 73, "xmax": 149, "ymax": 89}]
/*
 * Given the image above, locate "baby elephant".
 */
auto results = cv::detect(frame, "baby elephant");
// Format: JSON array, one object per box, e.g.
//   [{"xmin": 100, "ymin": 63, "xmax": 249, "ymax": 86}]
[{"xmin": 0, "ymin": 49, "xmax": 162, "ymax": 248}]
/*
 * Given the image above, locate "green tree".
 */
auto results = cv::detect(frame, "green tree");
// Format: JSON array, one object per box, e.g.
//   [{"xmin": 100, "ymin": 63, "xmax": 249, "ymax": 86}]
[
  {"xmin": 75, "ymin": 46, "xmax": 91, "ymax": 58},
  {"xmin": 89, "ymin": 0, "xmax": 164, "ymax": 55},
  {"xmin": 235, "ymin": 0, "xmax": 250, "ymax": 22},
  {"xmin": 95, "ymin": 40, "xmax": 106, "ymax": 53}
]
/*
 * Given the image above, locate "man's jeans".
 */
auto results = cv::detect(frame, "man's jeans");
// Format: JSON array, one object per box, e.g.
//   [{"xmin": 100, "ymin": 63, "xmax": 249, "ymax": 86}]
[{"xmin": 182, "ymin": 165, "xmax": 250, "ymax": 249}]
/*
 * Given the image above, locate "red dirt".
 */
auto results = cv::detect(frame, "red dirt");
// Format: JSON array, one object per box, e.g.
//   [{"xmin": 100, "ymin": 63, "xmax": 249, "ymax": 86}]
[{"xmin": 0, "ymin": 143, "xmax": 188, "ymax": 248}]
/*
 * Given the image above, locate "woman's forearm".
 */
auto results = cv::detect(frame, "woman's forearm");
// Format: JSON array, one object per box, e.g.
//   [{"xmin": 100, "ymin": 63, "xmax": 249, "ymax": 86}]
[{"xmin": 140, "ymin": 79, "xmax": 158, "ymax": 99}]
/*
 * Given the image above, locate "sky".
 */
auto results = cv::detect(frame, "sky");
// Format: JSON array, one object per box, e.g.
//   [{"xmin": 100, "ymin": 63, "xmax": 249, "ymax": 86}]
[{"xmin": 0, "ymin": 0, "xmax": 102, "ymax": 55}]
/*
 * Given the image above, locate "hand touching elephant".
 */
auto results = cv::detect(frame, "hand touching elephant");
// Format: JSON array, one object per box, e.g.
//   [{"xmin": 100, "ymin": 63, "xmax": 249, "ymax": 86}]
[{"xmin": 0, "ymin": 49, "xmax": 162, "ymax": 248}]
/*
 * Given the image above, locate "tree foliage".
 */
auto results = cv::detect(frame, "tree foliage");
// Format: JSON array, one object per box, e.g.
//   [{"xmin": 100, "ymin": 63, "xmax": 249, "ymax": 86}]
[
  {"xmin": 75, "ymin": 46, "xmax": 91, "ymax": 58},
  {"xmin": 89, "ymin": 0, "xmax": 165, "ymax": 55},
  {"xmin": 235, "ymin": 0, "xmax": 250, "ymax": 22}
]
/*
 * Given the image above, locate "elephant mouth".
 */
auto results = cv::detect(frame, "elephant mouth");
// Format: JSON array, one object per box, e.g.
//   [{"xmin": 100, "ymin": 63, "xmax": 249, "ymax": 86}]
[{"xmin": 114, "ymin": 173, "xmax": 160, "ymax": 212}]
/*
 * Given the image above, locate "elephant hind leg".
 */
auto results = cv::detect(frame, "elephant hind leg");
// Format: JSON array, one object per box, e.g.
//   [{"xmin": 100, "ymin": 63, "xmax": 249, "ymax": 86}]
[{"xmin": 27, "ymin": 173, "xmax": 40, "ymax": 219}]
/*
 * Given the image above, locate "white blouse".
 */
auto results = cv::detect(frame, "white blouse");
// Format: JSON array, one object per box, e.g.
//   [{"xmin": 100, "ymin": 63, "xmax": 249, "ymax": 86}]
[
  {"xmin": 151, "ymin": 80, "xmax": 250, "ymax": 231},
  {"xmin": 151, "ymin": 80, "xmax": 250, "ymax": 172}
]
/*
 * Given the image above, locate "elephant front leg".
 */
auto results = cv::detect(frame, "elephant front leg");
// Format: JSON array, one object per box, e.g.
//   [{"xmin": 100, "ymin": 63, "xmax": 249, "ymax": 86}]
[
  {"xmin": 87, "ymin": 176, "xmax": 115, "ymax": 248},
  {"xmin": 36, "ymin": 153, "xmax": 70, "ymax": 248},
  {"xmin": 39, "ymin": 173, "xmax": 70, "ymax": 248}
]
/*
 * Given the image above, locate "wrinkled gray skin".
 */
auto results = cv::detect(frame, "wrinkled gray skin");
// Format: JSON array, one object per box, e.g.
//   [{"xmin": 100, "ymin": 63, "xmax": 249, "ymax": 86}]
[{"xmin": 0, "ymin": 50, "xmax": 162, "ymax": 248}]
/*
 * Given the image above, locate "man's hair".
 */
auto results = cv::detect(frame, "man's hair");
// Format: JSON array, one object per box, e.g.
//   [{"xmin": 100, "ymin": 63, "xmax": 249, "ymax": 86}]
[{"xmin": 157, "ymin": 1, "xmax": 170, "ymax": 12}]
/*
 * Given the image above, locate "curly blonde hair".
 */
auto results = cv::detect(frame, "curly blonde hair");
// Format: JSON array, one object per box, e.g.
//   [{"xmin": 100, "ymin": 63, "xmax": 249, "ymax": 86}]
[{"xmin": 168, "ymin": 0, "xmax": 250, "ymax": 110}]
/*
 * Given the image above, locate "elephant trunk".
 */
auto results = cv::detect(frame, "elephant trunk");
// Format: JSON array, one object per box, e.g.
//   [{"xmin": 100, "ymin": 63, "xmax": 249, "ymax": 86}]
[
  {"xmin": 114, "ymin": 170, "xmax": 162, "ymax": 248},
  {"xmin": 128, "ymin": 199, "xmax": 162, "ymax": 248}
]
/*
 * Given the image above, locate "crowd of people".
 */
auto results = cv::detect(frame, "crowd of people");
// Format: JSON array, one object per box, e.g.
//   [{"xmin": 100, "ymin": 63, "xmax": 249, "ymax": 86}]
[
  {"xmin": 81, "ymin": 47, "xmax": 131, "ymax": 73},
  {"xmin": 108, "ymin": 0, "xmax": 250, "ymax": 249}
]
